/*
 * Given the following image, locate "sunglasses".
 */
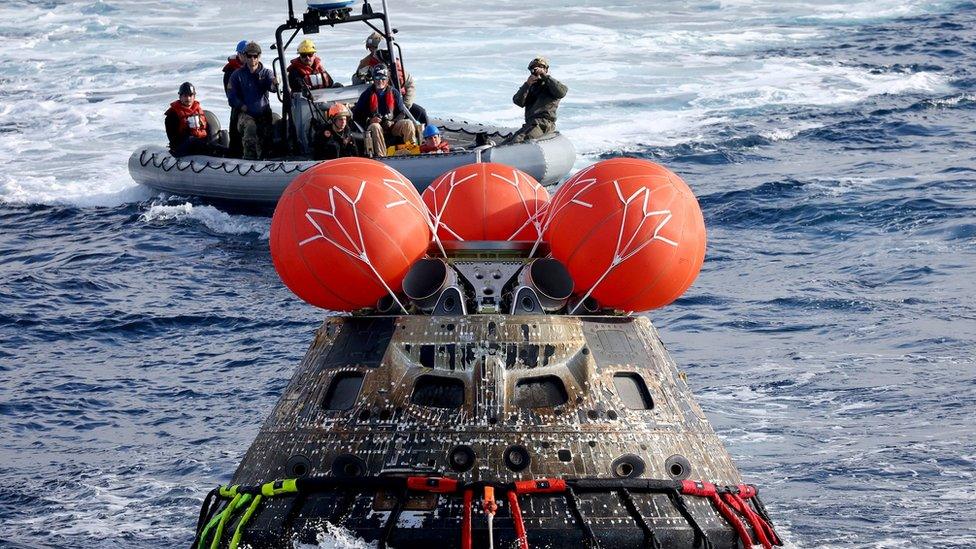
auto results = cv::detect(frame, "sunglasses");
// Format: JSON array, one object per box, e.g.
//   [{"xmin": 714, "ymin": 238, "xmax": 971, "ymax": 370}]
[
  {"xmin": 246, "ymin": 54, "xmax": 260, "ymax": 59},
  {"xmin": 299, "ymin": 52, "xmax": 314, "ymax": 58}
]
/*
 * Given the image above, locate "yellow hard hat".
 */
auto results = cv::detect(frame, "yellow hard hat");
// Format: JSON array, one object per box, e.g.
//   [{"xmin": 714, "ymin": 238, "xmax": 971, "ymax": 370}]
[{"xmin": 297, "ymin": 39, "xmax": 317, "ymax": 54}]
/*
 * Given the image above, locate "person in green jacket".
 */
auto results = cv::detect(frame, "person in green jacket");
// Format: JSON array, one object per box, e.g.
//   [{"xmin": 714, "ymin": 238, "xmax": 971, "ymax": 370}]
[{"xmin": 506, "ymin": 57, "xmax": 568, "ymax": 144}]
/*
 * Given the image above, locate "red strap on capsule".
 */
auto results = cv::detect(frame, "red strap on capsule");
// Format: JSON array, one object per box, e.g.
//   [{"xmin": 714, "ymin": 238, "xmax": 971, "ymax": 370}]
[
  {"xmin": 734, "ymin": 490, "xmax": 781, "ymax": 546},
  {"xmin": 736, "ymin": 484, "xmax": 757, "ymax": 498},
  {"xmin": 507, "ymin": 491, "xmax": 530, "ymax": 549},
  {"xmin": 461, "ymin": 489, "xmax": 473, "ymax": 549},
  {"xmin": 406, "ymin": 477, "xmax": 459, "ymax": 494},
  {"xmin": 723, "ymin": 493, "xmax": 771, "ymax": 549},
  {"xmin": 708, "ymin": 492, "xmax": 754, "ymax": 549},
  {"xmin": 680, "ymin": 480, "xmax": 717, "ymax": 497},
  {"xmin": 514, "ymin": 479, "xmax": 567, "ymax": 494}
]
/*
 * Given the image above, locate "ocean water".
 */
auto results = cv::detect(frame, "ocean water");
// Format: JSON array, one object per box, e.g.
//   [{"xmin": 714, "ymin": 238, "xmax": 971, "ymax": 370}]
[{"xmin": 1, "ymin": 0, "xmax": 975, "ymax": 547}]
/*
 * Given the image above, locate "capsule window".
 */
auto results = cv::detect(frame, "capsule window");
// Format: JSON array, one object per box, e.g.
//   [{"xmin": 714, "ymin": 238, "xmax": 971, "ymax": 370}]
[
  {"xmin": 411, "ymin": 375, "xmax": 465, "ymax": 409},
  {"xmin": 322, "ymin": 372, "xmax": 365, "ymax": 411},
  {"xmin": 514, "ymin": 375, "xmax": 568, "ymax": 408},
  {"xmin": 612, "ymin": 373, "xmax": 654, "ymax": 410}
]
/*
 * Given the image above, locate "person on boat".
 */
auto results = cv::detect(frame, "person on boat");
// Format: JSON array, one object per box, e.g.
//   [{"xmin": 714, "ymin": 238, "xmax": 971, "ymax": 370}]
[
  {"xmin": 420, "ymin": 124, "xmax": 450, "ymax": 154},
  {"xmin": 505, "ymin": 56, "xmax": 568, "ymax": 144},
  {"xmin": 165, "ymin": 82, "xmax": 223, "ymax": 157},
  {"xmin": 287, "ymin": 38, "xmax": 341, "ymax": 156},
  {"xmin": 287, "ymin": 39, "xmax": 338, "ymax": 94},
  {"xmin": 223, "ymin": 40, "xmax": 248, "ymax": 91},
  {"xmin": 227, "ymin": 42, "xmax": 279, "ymax": 160},
  {"xmin": 352, "ymin": 33, "xmax": 427, "ymax": 125},
  {"xmin": 352, "ymin": 64, "xmax": 416, "ymax": 158},
  {"xmin": 313, "ymin": 103, "xmax": 360, "ymax": 160},
  {"xmin": 352, "ymin": 32, "xmax": 384, "ymax": 84},
  {"xmin": 223, "ymin": 39, "xmax": 248, "ymax": 157}
]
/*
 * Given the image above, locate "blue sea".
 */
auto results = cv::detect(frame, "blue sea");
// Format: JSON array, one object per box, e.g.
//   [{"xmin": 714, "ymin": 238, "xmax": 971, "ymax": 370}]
[{"xmin": 1, "ymin": 0, "xmax": 975, "ymax": 547}]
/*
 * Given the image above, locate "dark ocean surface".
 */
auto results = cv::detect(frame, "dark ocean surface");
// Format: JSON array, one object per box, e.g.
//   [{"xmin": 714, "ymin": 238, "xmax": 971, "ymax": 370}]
[{"xmin": 1, "ymin": 0, "xmax": 975, "ymax": 547}]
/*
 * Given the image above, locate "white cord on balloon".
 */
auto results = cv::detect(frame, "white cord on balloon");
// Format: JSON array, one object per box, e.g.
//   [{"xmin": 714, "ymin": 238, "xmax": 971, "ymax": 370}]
[
  {"xmin": 425, "ymin": 168, "xmax": 478, "ymax": 242},
  {"xmin": 299, "ymin": 180, "xmax": 412, "ymax": 314},
  {"xmin": 428, "ymin": 167, "xmax": 548, "ymax": 253},
  {"xmin": 568, "ymin": 179, "xmax": 678, "ymax": 315},
  {"xmin": 380, "ymin": 176, "xmax": 447, "ymax": 259},
  {"xmin": 493, "ymin": 168, "xmax": 548, "ymax": 242},
  {"xmin": 530, "ymin": 165, "xmax": 600, "ymax": 259}
]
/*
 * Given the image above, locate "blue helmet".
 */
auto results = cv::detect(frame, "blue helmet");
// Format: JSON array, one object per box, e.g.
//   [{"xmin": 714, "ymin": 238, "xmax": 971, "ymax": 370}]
[
  {"xmin": 423, "ymin": 125, "xmax": 440, "ymax": 139},
  {"xmin": 236, "ymin": 40, "xmax": 248, "ymax": 54}
]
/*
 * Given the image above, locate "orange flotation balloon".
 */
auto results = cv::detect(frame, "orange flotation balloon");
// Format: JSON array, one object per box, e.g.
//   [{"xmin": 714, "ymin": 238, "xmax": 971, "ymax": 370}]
[
  {"xmin": 545, "ymin": 158, "xmax": 706, "ymax": 312},
  {"xmin": 423, "ymin": 162, "xmax": 549, "ymax": 241},
  {"xmin": 270, "ymin": 157, "xmax": 431, "ymax": 311}
]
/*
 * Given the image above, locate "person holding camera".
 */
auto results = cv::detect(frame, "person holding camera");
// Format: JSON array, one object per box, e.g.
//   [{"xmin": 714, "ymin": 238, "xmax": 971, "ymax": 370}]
[
  {"xmin": 506, "ymin": 57, "xmax": 568, "ymax": 144},
  {"xmin": 352, "ymin": 64, "xmax": 417, "ymax": 157}
]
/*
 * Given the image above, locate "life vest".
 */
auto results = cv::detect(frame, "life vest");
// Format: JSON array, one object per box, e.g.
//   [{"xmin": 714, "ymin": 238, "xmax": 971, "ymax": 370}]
[
  {"xmin": 169, "ymin": 100, "xmax": 208, "ymax": 140},
  {"xmin": 420, "ymin": 140, "xmax": 450, "ymax": 154},
  {"xmin": 369, "ymin": 89, "xmax": 396, "ymax": 116},
  {"xmin": 387, "ymin": 143, "xmax": 420, "ymax": 156},
  {"xmin": 289, "ymin": 56, "xmax": 332, "ymax": 90},
  {"xmin": 222, "ymin": 57, "xmax": 243, "ymax": 74}
]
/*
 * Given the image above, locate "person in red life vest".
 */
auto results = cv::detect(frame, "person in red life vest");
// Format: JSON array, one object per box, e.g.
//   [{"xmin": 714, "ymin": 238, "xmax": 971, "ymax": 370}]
[
  {"xmin": 287, "ymin": 38, "xmax": 341, "ymax": 156},
  {"xmin": 352, "ymin": 33, "xmax": 428, "ymax": 126},
  {"xmin": 223, "ymin": 40, "xmax": 247, "ymax": 92},
  {"xmin": 164, "ymin": 82, "xmax": 222, "ymax": 157},
  {"xmin": 420, "ymin": 124, "xmax": 450, "ymax": 154},
  {"xmin": 222, "ymin": 40, "xmax": 248, "ymax": 157},
  {"xmin": 352, "ymin": 64, "xmax": 416, "ymax": 158},
  {"xmin": 313, "ymin": 103, "xmax": 361, "ymax": 160},
  {"xmin": 286, "ymin": 39, "xmax": 338, "ymax": 94}
]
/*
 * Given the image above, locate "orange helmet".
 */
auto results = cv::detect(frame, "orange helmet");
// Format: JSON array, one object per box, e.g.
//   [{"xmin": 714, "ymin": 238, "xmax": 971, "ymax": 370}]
[{"xmin": 328, "ymin": 103, "xmax": 352, "ymax": 119}]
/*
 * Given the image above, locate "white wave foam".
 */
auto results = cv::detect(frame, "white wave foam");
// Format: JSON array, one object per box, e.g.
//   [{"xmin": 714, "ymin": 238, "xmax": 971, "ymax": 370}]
[
  {"xmin": 0, "ymin": 171, "xmax": 152, "ymax": 207},
  {"xmin": 314, "ymin": 523, "xmax": 375, "ymax": 549},
  {"xmin": 558, "ymin": 57, "xmax": 946, "ymax": 156},
  {"xmin": 791, "ymin": 0, "xmax": 958, "ymax": 23},
  {"xmin": 140, "ymin": 202, "xmax": 271, "ymax": 238},
  {"xmin": 928, "ymin": 93, "xmax": 976, "ymax": 108}
]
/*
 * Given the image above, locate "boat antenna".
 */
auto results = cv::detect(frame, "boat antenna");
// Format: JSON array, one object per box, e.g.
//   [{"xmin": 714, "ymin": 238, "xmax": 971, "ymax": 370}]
[
  {"xmin": 377, "ymin": 0, "xmax": 413, "ymax": 124},
  {"xmin": 286, "ymin": 0, "xmax": 297, "ymax": 24}
]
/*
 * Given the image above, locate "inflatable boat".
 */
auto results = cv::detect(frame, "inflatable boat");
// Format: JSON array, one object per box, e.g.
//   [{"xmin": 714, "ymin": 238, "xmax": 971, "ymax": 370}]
[
  {"xmin": 128, "ymin": 0, "xmax": 576, "ymax": 206},
  {"xmin": 128, "ymin": 117, "xmax": 576, "ymax": 206}
]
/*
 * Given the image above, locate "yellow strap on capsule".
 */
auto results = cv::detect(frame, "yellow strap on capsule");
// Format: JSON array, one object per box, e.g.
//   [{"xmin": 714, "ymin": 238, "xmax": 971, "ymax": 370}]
[{"xmin": 261, "ymin": 478, "xmax": 298, "ymax": 497}]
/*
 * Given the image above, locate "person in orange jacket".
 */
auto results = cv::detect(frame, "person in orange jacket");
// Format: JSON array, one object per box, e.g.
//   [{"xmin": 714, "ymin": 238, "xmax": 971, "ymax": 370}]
[
  {"xmin": 165, "ymin": 82, "xmax": 222, "ymax": 157},
  {"xmin": 288, "ymin": 38, "xmax": 341, "ymax": 155},
  {"xmin": 420, "ymin": 124, "xmax": 450, "ymax": 154},
  {"xmin": 222, "ymin": 40, "xmax": 248, "ymax": 157}
]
